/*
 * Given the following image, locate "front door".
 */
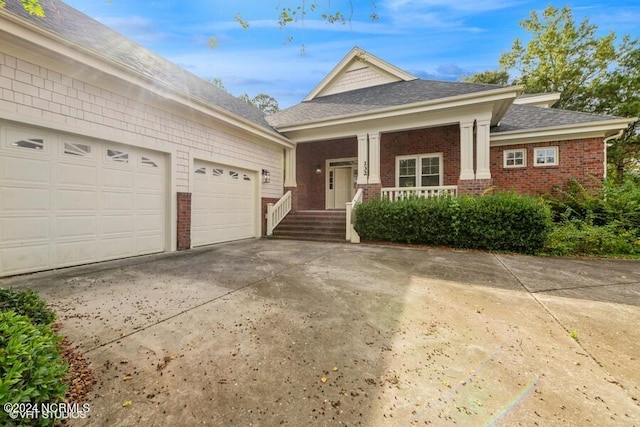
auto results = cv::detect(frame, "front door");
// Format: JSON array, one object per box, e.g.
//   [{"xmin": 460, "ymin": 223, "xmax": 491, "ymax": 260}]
[{"xmin": 326, "ymin": 158, "xmax": 357, "ymax": 209}]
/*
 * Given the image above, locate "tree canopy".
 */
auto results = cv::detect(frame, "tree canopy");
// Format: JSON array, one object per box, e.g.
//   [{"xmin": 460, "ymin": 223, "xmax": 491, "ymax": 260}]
[{"xmin": 498, "ymin": 5, "xmax": 617, "ymax": 110}]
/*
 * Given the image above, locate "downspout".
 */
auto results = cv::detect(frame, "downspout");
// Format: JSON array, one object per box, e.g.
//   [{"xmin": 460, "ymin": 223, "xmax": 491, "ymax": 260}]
[{"xmin": 603, "ymin": 129, "xmax": 624, "ymax": 180}]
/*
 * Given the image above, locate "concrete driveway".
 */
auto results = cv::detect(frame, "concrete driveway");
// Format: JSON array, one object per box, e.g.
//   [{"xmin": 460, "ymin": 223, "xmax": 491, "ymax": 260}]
[{"xmin": 3, "ymin": 239, "xmax": 640, "ymax": 426}]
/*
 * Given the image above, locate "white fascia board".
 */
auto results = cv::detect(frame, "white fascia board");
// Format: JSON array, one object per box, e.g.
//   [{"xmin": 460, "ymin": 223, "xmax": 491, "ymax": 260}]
[
  {"xmin": 304, "ymin": 47, "xmax": 417, "ymax": 102},
  {"xmin": 280, "ymin": 86, "xmax": 523, "ymax": 133},
  {"xmin": 513, "ymin": 93, "xmax": 561, "ymax": 108},
  {"xmin": 0, "ymin": 12, "xmax": 293, "ymax": 150},
  {"xmin": 490, "ymin": 118, "xmax": 637, "ymax": 146}
]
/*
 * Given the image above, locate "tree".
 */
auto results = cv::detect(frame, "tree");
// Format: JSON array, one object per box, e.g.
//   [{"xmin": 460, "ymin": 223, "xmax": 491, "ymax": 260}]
[
  {"xmin": 239, "ymin": 93, "xmax": 280, "ymax": 114},
  {"xmin": 498, "ymin": 5, "xmax": 617, "ymax": 110},
  {"xmin": 462, "ymin": 70, "xmax": 509, "ymax": 85},
  {"xmin": 0, "ymin": 0, "xmax": 43, "ymax": 16},
  {"xmin": 586, "ymin": 40, "xmax": 640, "ymax": 181}
]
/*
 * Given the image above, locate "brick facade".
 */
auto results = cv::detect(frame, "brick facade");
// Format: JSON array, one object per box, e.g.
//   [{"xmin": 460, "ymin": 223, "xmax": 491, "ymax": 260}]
[
  {"xmin": 296, "ymin": 137, "xmax": 358, "ymax": 210},
  {"xmin": 380, "ymin": 126, "xmax": 461, "ymax": 188},
  {"xmin": 176, "ymin": 192, "xmax": 191, "ymax": 251},
  {"xmin": 490, "ymin": 138, "xmax": 605, "ymax": 194},
  {"xmin": 295, "ymin": 127, "xmax": 605, "ymax": 204}
]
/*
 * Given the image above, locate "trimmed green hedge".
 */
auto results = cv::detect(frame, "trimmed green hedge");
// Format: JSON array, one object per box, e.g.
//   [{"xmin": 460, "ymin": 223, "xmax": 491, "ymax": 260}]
[
  {"xmin": 354, "ymin": 193, "xmax": 552, "ymax": 254},
  {"xmin": 0, "ymin": 289, "xmax": 67, "ymax": 427}
]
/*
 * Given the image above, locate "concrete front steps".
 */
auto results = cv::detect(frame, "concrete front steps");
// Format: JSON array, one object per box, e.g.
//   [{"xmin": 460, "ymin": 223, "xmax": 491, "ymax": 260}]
[{"xmin": 271, "ymin": 210, "xmax": 347, "ymax": 243}]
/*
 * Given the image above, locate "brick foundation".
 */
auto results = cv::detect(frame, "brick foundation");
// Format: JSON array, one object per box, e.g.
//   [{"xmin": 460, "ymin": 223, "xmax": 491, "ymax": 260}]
[
  {"xmin": 177, "ymin": 192, "xmax": 191, "ymax": 251},
  {"xmin": 357, "ymin": 183, "xmax": 383, "ymax": 202},
  {"xmin": 457, "ymin": 179, "xmax": 494, "ymax": 195}
]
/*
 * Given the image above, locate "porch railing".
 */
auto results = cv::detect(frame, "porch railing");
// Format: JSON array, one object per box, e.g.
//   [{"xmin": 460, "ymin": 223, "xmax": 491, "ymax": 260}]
[
  {"xmin": 266, "ymin": 190, "xmax": 292, "ymax": 236},
  {"xmin": 345, "ymin": 188, "xmax": 363, "ymax": 243},
  {"xmin": 381, "ymin": 186, "xmax": 457, "ymax": 201}
]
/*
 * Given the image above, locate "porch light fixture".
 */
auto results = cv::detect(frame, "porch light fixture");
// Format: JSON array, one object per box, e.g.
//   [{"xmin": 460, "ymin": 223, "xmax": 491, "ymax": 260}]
[
  {"xmin": 315, "ymin": 165, "xmax": 322, "ymax": 174},
  {"xmin": 262, "ymin": 169, "xmax": 270, "ymax": 183}
]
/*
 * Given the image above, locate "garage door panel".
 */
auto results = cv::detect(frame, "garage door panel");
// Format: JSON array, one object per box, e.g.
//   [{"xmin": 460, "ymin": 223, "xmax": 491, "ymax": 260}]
[
  {"xmin": 1, "ymin": 216, "xmax": 50, "ymax": 243},
  {"xmin": 100, "ymin": 237, "xmax": 134, "ymax": 258},
  {"xmin": 1, "ymin": 156, "xmax": 50, "ymax": 183},
  {"xmin": 102, "ymin": 168, "xmax": 134, "ymax": 189},
  {"xmin": 136, "ymin": 213, "xmax": 163, "ymax": 232},
  {"xmin": 58, "ymin": 163, "xmax": 97, "ymax": 187},
  {"xmin": 54, "ymin": 240, "xmax": 97, "ymax": 265},
  {"xmin": 135, "ymin": 193, "xmax": 164, "ymax": 211},
  {"xmin": 135, "ymin": 234, "xmax": 164, "ymax": 254},
  {"xmin": 2, "ymin": 187, "xmax": 50, "ymax": 211},
  {"xmin": 1, "ymin": 244, "xmax": 50, "ymax": 275},
  {"xmin": 136, "ymin": 171, "xmax": 164, "ymax": 191},
  {"xmin": 57, "ymin": 189, "xmax": 97, "ymax": 211},
  {"xmin": 103, "ymin": 192, "xmax": 134, "ymax": 211},
  {"xmin": 56, "ymin": 216, "xmax": 96, "ymax": 239},
  {"xmin": 102, "ymin": 215, "xmax": 134, "ymax": 234}
]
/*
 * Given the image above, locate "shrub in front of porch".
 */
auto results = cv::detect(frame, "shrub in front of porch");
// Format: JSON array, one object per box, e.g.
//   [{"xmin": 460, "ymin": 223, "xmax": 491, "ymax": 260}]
[{"xmin": 353, "ymin": 193, "xmax": 552, "ymax": 254}]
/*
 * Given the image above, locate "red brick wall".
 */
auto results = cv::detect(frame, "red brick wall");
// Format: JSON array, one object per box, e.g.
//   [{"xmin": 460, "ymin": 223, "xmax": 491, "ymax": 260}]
[
  {"xmin": 296, "ymin": 137, "xmax": 357, "ymax": 210},
  {"xmin": 490, "ymin": 138, "xmax": 605, "ymax": 195},
  {"xmin": 380, "ymin": 126, "xmax": 460, "ymax": 187},
  {"xmin": 176, "ymin": 192, "xmax": 191, "ymax": 251}
]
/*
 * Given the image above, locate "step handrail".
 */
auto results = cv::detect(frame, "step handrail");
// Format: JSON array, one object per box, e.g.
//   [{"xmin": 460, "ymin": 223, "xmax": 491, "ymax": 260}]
[
  {"xmin": 345, "ymin": 188, "xmax": 363, "ymax": 243},
  {"xmin": 266, "ymin": 190, "xmax": 292, "ymax": 236}
]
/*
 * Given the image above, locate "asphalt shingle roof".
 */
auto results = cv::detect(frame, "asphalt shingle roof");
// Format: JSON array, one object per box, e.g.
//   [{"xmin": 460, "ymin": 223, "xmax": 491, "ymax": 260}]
[
  {"xmin": 267, "ymin": 79, "xmax": 506, "ymax": 128},
  {"xmin": 4, "ymin": 0, "xmax": 272, "ymax": 129},
  {"xmin": 494, "ymin": 104, "xmax": 619, "ymax": 133}
]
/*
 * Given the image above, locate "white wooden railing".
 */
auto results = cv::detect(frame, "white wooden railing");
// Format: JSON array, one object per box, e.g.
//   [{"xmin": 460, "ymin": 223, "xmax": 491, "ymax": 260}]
[
  {"xmin": 266, "ymin": 190, "xmax": 292, "ymax": 236},
  {"xmin": 381, "ymin": 186, "xmax": 457, "ymax": 201},
  {"xmin": 345, "ymin": 188, "xmax": 363, "ymax": 243}
]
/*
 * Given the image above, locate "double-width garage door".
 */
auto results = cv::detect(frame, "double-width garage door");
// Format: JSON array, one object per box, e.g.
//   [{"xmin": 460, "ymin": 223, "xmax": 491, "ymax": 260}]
[
  {"xmin": 192, "ymin": 160, "xmax": 256, "ymax": 247},
  {"xmin": 0, "ymin": 124, "xmax": 167, "ymax": 276}
]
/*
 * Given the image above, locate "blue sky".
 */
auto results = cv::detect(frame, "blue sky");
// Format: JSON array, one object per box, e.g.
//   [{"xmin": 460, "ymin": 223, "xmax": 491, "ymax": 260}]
[{"xmin": 62, "ymin": 0, "xmax": 640, "ymax": 109}]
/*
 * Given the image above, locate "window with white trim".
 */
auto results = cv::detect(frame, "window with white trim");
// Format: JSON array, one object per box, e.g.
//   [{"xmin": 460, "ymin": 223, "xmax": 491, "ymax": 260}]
[
  {"xmin": 504, "ymin": 148, "xmax": 526, "ymax": 168},
  {"xmin": 396, "ymin": 153, "xmax": 443, "ymax": 187},
  {"xmin": 534, "ymin": 147, "xmax": 558, "ymax": 166}
]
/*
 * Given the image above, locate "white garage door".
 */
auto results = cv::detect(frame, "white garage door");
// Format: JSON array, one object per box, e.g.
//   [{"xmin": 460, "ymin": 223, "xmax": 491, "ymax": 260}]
[
  {"xmin": 192, "ymin": 160, "xmax": 256, "ymax": 247},
  {"xmin": 0, "ymin": 124, "xmax": 166, "ymax": 276}
]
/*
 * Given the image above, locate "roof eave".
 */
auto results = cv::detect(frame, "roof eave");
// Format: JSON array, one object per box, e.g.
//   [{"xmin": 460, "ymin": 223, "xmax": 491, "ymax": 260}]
[
  {"xmin": 276, "ymin": 85, "xmax": 523, "ymax": 132},
  {"xmin": 490, "ymin": 117, "xmax": 637, "ymax": 145}
]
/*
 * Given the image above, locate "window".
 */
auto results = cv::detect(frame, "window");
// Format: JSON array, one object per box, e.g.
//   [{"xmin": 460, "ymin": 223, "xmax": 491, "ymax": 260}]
[
  {"xmin": 141, "ymin": 156, "xmax": 158, "ymax": 168},
  {"xmin": 195, "ymin": 167, "xmax": 206, "ymax": 175},
  {"xmin": 64, "ymin": 142, "xmax": 92, "ymax": 157},
  {"xmin": 212, "ymin": 168, "xmax": 224, "ymax": 176},
  {"xmin": 11, "ymin": 138, "xmax": 44, "ymax": 150},
  {"xmin": 534, "ymin": 147, "xmax": 558, "ymax": 166},
  {"xmin": 504, "ymin": 149, "xmax": 526, "ymax": 168},
  {"xmin": 107, "ymin": 149, "xmax": 129, "ymax": 163},
  {"xmin": 243, "ymin": 174, "xmax": 252, "ymax": 181},
  {"xmin": 396, "ymin": 154, "xmax": 442, "ymax": 187},
  {"xmin": 229, "ymin": 170, "xmax": 239, "ymax": 180}
]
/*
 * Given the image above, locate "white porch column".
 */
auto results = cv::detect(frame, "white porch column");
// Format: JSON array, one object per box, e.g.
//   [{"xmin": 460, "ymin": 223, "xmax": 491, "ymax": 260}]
[
  {"xmin": 475, "ymin": 119, "xmax": 491, "ymax": 180},
  {"xmin": 459, "ymin": 120, "xmax": 475, "ymax": 180},
  {"xmin": 284, "ymin": 146, "xmax": 297, "ymax": 187},
  {"xmin": 357, "ymin": 133, "xmax": 369, "ymax": 184},
  {"xmin": 368, "ymin": 132, "xmax": 381, "ymax": 184}
]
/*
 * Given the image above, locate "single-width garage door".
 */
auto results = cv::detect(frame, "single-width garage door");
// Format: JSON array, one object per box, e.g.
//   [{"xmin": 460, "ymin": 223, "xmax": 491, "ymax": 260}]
[
  {"xmin": 192, "ymin": 160, "xmax": 256, "ymax": 247},
  {"xmin": 0, "ymin": 124, "xmax": 166, "ymax": 276}
]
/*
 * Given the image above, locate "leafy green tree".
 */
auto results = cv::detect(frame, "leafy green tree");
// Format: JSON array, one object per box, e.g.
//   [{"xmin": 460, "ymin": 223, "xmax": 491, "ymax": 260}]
[
  {"xmin": 499, "ymin": 5, "xmax": 617, "ymax": 110},
  {"xmin": 586, "ymin": 41, "xmax": 640, "ymax": 181},
  {"xmin": 462, "ymin": 70, "xmax": 509, "ymax": 85},
  {"xmin": 0, "ymin": 0, "xmax": 43, "ymax": 16},
  {"xmin": 239, "ymin": 93, "xmax": 280, "ymax": 114}
]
